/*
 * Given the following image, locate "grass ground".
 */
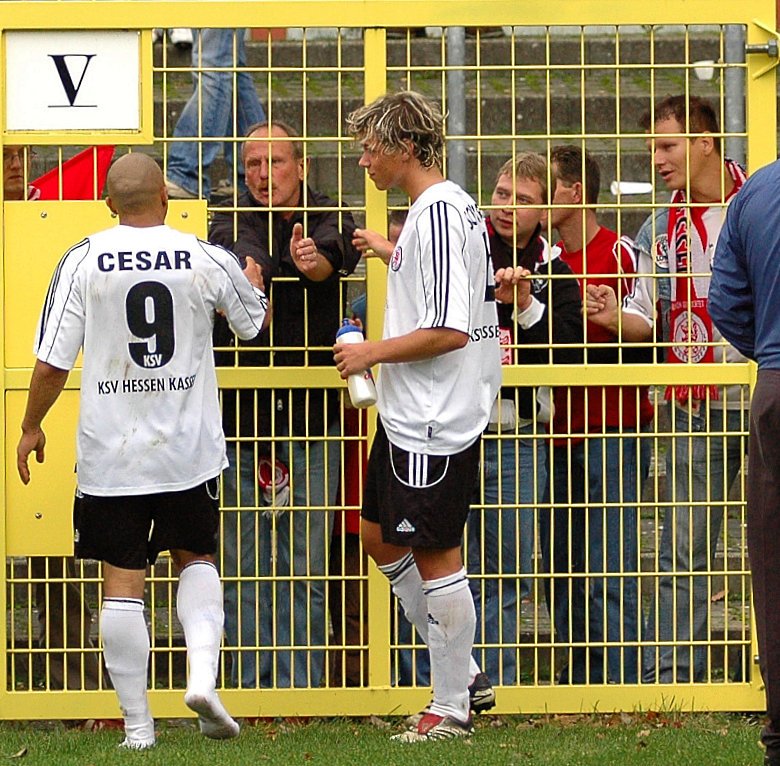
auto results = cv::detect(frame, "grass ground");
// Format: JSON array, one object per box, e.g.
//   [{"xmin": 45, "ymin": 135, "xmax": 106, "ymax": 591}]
[{"xmin": 0, "ymin": 713, "xmax": 765, "ymax": 766}]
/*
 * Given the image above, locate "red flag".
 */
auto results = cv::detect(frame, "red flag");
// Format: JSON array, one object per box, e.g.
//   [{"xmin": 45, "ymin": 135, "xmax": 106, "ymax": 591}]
[{"xmin": 30, "ymin": 146, "xmax": 115, "ymax": 201}]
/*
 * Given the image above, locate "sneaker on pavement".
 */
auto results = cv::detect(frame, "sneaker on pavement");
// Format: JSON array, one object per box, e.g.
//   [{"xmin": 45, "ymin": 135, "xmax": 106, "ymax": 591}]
[
  {"xmin": 165, "ymin": 178, "xmax": 198, "ymax": 199},
  {"xmin": 169, "ymin": 28, "xmax": 193, "ymax": 50},
  {"xmin": 468, "ymin": 672, "xmax": 496, "ymax": 713},
  {"xmin": 212, "ymin": 179, "xmax": 236, "ymax": 198},
  {"xmin": 392, "ymin": 712, "xmax": 473, "ymax": 742}
]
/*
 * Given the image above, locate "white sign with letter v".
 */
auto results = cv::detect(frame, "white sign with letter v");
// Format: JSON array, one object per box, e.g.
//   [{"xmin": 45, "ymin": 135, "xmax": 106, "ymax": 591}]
[{"xmin": 5, "ymin": 30, "xmax": 140, "ymax": 132}]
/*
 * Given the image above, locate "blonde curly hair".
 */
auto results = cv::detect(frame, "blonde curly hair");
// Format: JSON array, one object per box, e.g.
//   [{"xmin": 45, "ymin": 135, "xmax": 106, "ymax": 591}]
[{"xmin": 346, "ymin": 90, "xmax": 445, "ymax": 170}]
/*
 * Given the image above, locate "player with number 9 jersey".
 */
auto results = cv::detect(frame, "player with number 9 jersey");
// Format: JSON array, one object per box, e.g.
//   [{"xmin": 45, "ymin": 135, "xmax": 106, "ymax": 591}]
[{"xmin": 34, "ymin": 224, "xmax": 267, "ymax": 496}]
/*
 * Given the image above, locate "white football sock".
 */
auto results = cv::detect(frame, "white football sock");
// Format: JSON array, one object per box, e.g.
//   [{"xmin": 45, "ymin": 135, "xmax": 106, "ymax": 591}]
[
  {"xmin": 379, "ymin": 553, "xmax": 482, "ymax": 682},
  {"xmin": 100, "ymin": 598, "xmax": 154, "ymax": 747},
  {"xmin": 177, "ymin": 561, "xmax": 239, "ymax": 739},
  {"xmin": 423, "ymin": 568, "xmax": 475, "ymax": 722}
]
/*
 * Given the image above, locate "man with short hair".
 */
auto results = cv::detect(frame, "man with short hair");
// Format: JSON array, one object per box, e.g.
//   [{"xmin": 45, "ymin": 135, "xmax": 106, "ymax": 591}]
[
  {"xmin": 210, "ymin": 120, "xmax": 361, "ymax": 689},
  {"xmin": 469, "ymin": 152, "xmax": 582, "ymax": 685},
  {"xmin": 337, "ymin": 90, "xmax": 501, "ymax": 741},
  {"xmin": 546, "ymin": 143, "xmax": 653, "ymax": 684},
  {"xmin": 2, "ymin": 145, "xmax": 37, "ymax": 201},
  {"xmin": 586, "ymin": 95, "xmax": 748, "ymax": 683},
  {"xmin": 17, "ymin": 153, "xmax": 268, "ymax": 748}
]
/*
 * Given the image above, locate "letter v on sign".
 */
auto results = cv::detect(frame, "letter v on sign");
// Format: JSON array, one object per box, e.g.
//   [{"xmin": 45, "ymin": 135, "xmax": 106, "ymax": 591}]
[{"xmin": 48, "ymin": 54, "xmax": 97, "ymax": 107}]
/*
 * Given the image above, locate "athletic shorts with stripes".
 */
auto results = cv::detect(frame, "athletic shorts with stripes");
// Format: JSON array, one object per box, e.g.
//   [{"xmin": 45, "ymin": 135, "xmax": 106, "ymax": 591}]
[
  {"xmin": 73, "ymin": 478, "xmax": 220, "ymax": 569},
  {"xmin": 362, "ymin": 419, "xmax": 481, "ymax": 549}
]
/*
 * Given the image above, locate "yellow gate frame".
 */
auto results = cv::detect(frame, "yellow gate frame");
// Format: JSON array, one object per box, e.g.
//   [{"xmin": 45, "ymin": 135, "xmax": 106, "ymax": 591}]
[{"xmin": 0, "ymin": 0, "xmax": 775, "ymax": 721}]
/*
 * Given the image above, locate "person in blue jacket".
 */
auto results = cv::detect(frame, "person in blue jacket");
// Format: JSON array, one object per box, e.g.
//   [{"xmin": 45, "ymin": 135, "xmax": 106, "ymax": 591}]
[{"xmin": 709, "ymin": 157, "xmax": 780, "ymax": 766}]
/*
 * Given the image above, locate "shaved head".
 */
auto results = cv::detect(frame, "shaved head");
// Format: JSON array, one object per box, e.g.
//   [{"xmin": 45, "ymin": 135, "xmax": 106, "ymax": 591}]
[{"xmin": 106, "ymin": 154, "xmax": 165, "ymax": 217}]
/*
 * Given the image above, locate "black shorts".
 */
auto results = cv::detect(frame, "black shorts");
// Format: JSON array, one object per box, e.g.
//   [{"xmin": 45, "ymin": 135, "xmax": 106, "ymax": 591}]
[
  {"xmin": 73, "ymin": 478, "xmax": 221, "ymax": 569},
  {"xmin": 362, "ymin": 420, "xmax": 481, "ymax": 549}
]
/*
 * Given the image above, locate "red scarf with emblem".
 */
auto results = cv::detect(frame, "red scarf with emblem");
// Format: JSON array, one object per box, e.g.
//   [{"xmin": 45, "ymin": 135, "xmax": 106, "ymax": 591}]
[{"xmin": 664, "ymin": 159, "xmax": 747, "ymax": 404}]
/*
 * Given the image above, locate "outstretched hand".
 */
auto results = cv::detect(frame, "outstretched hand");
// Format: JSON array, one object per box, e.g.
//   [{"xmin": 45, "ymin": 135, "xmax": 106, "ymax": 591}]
[
  {"xmin": 290, "ymin": 222, "xmax": 322, "ymax": 276},
  {"xmin": 243, "ymin": 255, "xmax": 265, "ymax": 293},
  {"xmin": 352, "ymin": 228, "xmax": 393, "ymax": 265}
]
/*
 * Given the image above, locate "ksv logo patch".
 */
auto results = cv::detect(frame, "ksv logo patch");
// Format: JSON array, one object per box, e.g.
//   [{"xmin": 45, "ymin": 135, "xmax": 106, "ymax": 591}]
[{"xmin": 390, "ymin": 245, "xmax": 403, "ymax": 272}]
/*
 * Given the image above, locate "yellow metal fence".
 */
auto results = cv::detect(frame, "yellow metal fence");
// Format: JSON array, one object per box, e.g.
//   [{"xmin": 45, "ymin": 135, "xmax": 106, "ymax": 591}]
[{"xmin": 0, "ymin": 0, "xmax": 776, "ymax": 720}]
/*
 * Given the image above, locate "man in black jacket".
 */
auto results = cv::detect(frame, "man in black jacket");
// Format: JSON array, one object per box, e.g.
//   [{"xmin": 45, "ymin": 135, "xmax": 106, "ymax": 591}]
[
  {"xmin": 468, "ymin": 153, "xmax": 582, "ymax": 685},
  {"xmin": 210, "ymin": 121, "xmax": 361, "ymax": 688}
]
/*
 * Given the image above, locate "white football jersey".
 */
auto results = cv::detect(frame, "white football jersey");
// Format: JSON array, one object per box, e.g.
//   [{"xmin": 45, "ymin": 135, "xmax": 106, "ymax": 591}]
[
  {"xmin": 35, "ymin": 224, "xmax": 267, "ymax": 496},
  {"xmin": 378, "ymin": 180, "xmax": 502, "ymax": 454}
]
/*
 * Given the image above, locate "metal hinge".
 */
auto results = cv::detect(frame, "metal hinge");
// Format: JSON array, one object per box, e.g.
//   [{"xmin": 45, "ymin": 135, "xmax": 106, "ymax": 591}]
[{"xmin": 746, "ymin": 19, "xmax": 780, "ymax": 78}]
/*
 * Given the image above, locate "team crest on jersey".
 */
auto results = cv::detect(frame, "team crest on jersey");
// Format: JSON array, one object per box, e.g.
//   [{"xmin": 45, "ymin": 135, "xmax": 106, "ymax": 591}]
[
  {"xmin": 653, "ymin": 236, "xmax": 670, "ymax": 269},
  {"xmin": 389, "ymin": 245, "xmax": 403, "ymax": 272},
  {"xmin": 671, "ymin": 310, "xmax": 708, "ymax": 364}
]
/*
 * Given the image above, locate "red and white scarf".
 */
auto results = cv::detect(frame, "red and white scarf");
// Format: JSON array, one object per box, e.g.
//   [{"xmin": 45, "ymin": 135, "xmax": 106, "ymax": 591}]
[{"xmin": 665, "ymin": 159, "xmax": 747, "ymax": 404}]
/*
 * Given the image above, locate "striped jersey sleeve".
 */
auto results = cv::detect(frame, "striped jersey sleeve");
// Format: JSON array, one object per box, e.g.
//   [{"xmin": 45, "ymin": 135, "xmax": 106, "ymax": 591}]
[
  {"xmin": 34, "ymin": 238, "xmax": 91, "ymax": 370},
  {"xmin": 416, "ymin": 200, "xmax": 470, "ymax": 333}
]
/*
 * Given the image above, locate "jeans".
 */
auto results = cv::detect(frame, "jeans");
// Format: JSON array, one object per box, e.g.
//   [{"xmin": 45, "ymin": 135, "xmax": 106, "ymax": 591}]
[
  {"xmin": 221, "ymin": 422, "xmax": 339, "ymax": 688},
  {"xmin": 643, "ymin": 405, "xmax": 745, "ymax": 683},
  {"xmin": 467, "ymin": 427, "xmax": 545, "ymax": 685},
  {"xmin": 394, "ymin": 611, "xmax": 430, "ymax": 687},
  {"xmin": 542, "ymin": 429, "xmax": 644, "ymax": 684},
  {"xmin": 166, "ymin": 29, "xmax": 266, "ymax": 198}
]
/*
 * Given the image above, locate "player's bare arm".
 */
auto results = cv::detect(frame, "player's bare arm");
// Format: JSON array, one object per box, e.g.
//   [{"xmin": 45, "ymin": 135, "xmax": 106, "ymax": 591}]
[
  {"xmin": 289, "ymin": 222, "xmax": 334, "ymax": 281},
  {"xmin": 495, "ymin": 266, "xmax": 532, "ymax": 311},
  {"xmin": 585, "ymin": 283, "xmax": 653, "ymax": 341},
  {"xmin": 17, "ymin": 360, "xmax": 69, "ymax": 484},
  {"xmin": 334, "ymin": 327, "xmax": 467, "ymax": 379},
  {"xmin": 352, "ymin": 227, "xmax": 393, "ymax": 265}
]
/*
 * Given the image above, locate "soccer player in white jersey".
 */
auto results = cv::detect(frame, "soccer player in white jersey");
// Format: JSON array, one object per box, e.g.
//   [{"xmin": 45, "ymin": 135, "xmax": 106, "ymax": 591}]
[
  {"xmin": 16, "ymin": 153, "xmax": 269, "ymax": 749},
  {"xmin": 336, "ymin": 91, "xmax": 502, "ymax": 741}
]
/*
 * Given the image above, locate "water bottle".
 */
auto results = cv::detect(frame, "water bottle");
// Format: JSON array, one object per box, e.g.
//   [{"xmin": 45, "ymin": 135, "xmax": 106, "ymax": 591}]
[{"xmin": 335, "ymin": 319, "xmax": 377, "ymax": 408}]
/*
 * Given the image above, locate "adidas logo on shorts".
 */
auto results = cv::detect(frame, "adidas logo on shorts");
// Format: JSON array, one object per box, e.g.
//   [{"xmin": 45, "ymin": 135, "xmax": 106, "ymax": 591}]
[{"xmin": 396, "ymin": 518, "xmax": 416, "ymax": 533}]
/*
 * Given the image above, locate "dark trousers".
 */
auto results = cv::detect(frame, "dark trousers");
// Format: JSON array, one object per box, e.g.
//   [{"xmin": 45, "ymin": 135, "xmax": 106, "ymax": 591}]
[
  {"xmin": 747, "ymin": 370, "xmax": 780, "ymax": 756},
  {"xmin": 328, "ymin": 533, "xmax": 368, "ymax": 686},
  {"xmin": 31, "ymin": 556, "xmax": 100, "ymax": 690}
]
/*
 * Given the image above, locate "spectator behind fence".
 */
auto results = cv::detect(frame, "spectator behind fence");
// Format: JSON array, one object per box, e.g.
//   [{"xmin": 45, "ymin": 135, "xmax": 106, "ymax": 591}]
[
  {"xmin": 337, "ymin": 90, "xmax": 502, "ymax": 741},
  {"xmin": 165, "ymin": 29, "xmax": 265, "ymax": 200},
  {"xmin": 3, "ymin": 144, "xmax": 100, "ymax": 694},
  {"xmin": 709, "ymin": 155, "xmax": 780, "ymax": 766},
  {"xmin": 585, "ymin": 95, "xmax": 748, "ymax": 683},
  {"xmin": 468, "ymin": 152, "xmax": 582, "ymax": 685},
  {"xmin": 210, "ymin": 120, "xmax": 361, "ymax": 689},
  {"xmin": 545, "ymin": 144, "xmax": 653, "ymax": 684},
  {"xmin": 16, "ymin": 153, "xmax": 268, "ymax": 749}
]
